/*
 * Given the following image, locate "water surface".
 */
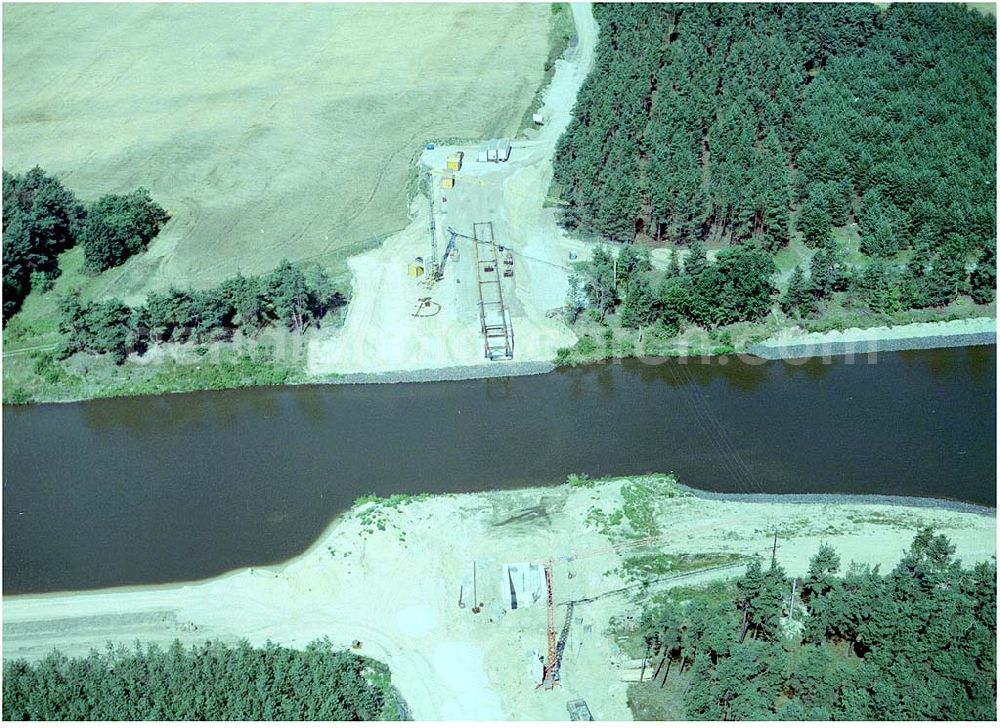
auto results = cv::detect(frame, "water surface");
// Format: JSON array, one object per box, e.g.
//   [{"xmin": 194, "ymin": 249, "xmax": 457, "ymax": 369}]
[{"xmin": 3, "ymin": 346, "xmax": 995, "ymax": 594}]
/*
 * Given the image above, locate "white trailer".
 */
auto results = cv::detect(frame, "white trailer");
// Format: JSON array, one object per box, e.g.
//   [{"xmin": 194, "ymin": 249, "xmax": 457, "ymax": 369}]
[
  {"xmin": 487, "ymin": 139, "xmax": 499, "ymax": 162},
  {"xmin": 498, "ymin": 138, "xmax": 512, "ymax": 162}
]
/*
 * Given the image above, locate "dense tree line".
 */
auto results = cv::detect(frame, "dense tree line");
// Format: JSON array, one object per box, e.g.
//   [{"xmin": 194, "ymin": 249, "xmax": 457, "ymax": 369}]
[
  {"xmin": 779, "ymin": 236, "xmax": 997, "ymax": 317},
  {"xmin": 2, "ymin": 168, "xmax": 85, "ymax": 321},
  {"xmin": 571, "ymin": 231, "xmax": 995, "ymax": 332},
  {"xmin": 58, "ymin": 260, "xmax": 343, "ymax": 363},
  {"xmin": 796, "ymin": 4, "xmax": 995, "ymax": 260},
  {"xmin": 2, "ymin": 638, "xmax": 400, "ymax": 721},
  {"xmin": 636, "ymin": 529, "xmax": 996, "ymax": 720},
  {"xmin": 2, "ymin": 167, "xmax": 169, "ymax": 321},
  {"xmin": 554, "ymin": 3, "xmax": 994, "ymax": 270},
  {"xmin": 569, "ymin": 242, "xmax": 776, "ymax": 332}
]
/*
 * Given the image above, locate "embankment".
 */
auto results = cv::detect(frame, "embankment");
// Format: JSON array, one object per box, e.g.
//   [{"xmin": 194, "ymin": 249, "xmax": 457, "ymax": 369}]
[
  {"xmin": 748, "ymin": 316, "xmax": 996, "ymax": 360},
  {"xmin": 328, "ymin": 360, "xmax": 554, "ymax": 385},
  {"xmin": 678, "ymin": 484, "xmax": 996, "ymax": 517}
]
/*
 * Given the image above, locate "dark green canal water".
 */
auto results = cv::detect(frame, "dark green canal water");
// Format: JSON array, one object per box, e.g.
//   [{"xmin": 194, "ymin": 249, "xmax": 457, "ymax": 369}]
[{"xmin": 3, "ymin": 346, "xmax": 995, "ymax": 595}]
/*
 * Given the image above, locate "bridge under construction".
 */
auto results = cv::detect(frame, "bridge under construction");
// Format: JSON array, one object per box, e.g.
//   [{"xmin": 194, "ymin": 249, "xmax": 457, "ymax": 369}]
[{"xmin": 472, "ymin": 221, "xmax": 514, "ymax": 361}]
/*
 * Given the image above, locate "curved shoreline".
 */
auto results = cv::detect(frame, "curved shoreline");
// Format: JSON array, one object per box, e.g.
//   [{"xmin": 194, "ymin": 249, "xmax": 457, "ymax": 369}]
[
  {"xmin": 281, "ymin": 479, "xmax": 997, "ymax": 591},
  {"xmin": 318, "ymin": 325, "xmax": 997, "ymax": 388},
  {"xmin": 5, "ymin": 477, "xmax": 993, "ymax": 601},
  {"xmin": 324, "ymin": 360, "xmax": 554, "ymax": 385}
]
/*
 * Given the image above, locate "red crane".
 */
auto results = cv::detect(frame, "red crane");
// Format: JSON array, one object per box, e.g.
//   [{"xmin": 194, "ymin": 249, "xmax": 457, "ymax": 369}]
[
  {"xmin": 533, "ymin": 519, "xmax": 737, "ymax": 691},
  {"xmin": 539, "ymin": 560, "xmax": 559, "ymax": 690}
]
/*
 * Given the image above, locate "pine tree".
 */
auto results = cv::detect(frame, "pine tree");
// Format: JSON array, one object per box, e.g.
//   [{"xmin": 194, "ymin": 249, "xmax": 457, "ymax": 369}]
[
  {"xmin": 781, "ymin": 265, "xmax": 815, "ymax": 317},
  {"xmin": 684, "ymin": 241, "xmax": 709, "ymax": 278},
  {"xmin": 736, "ymin": 559, "xmax": 765, "ymax": 642},
  {"xmin": 620, "ymin": 274, "xmax": 659, "ymax": 329},
  {"xmin": 667, "ymin": 249, "xmax": 682, "ymax": 278},
  {"xmin": 853, "ymin": 261, "xmax": 901, "ymax": 314},
  {"xmin": 969, "ymin": 242, "xmax": 996, "ymax": 304},
  {"xmin": 809, "ymin": 246, "xmax": 844, "ymax": 299},
  {"xmin": 798, "ymin": 197, "xmax": 832, "ymax": 248},
  {"xmin": 755, "ymin": 557, "xmax": 789, "ymax": 642},
  {"xmin": 921, "ymin": 234, "xmax": 970, "ymax": 307},
  {"xmin": 800, "ymin": 544, "xmax": 843, "ymax": 644}
]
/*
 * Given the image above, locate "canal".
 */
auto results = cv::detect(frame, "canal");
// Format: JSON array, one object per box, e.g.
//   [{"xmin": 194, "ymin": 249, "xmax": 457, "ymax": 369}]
[{"xmin": 3, "ymin": 345, "xmax": 995, "ymax": 594}]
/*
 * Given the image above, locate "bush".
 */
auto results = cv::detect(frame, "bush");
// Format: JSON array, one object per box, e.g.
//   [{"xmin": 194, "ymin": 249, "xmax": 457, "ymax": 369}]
[
  {"xmin": 970, "ymin": 243, "xmax": 996, "ymax": 304},
  {"xmin": 28, "ymin": 269, "xmax": 56, "ymax": 294},
  {"xmin": 80, "ymin": 188, "xmax": 168, "ymax": 272},
  {"xmin": 688, "ymin": 247, "xmax": 777, "ymax": 328},
  {"xmin": 3, "ymin": 386, "xmax": 33, "ymax": 405},
  {"xmin": 58, "ymin": 292, "xmax": 138, "ymax": 364}
]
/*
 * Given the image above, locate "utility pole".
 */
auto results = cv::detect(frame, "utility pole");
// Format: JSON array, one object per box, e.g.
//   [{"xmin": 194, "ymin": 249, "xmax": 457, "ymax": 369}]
[{"xmin": 771, "ymin": 533, "xmax": 778, "ymax": 563}]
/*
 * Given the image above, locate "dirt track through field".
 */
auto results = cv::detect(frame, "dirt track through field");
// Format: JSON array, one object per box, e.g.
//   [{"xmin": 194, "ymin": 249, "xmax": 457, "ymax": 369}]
[{"xmin": 2, "ymin": 3, "xmax": 549, "ymax": 303}]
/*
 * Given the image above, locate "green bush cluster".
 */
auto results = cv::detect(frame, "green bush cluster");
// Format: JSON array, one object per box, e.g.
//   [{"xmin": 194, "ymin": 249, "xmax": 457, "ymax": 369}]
[
  {"xmin": 571, "ymin": 242, "xmax": 777, "ymax": 333},
  {"xmin": 782, "ymin": 239, "xmax": 995, "ymax": 319},
  {"xmin": 79, "ymin": 188, "xmax": 169, "ymax": 272},
  {"xmin": 2, "ymin": 168, "xmax": 85, "ymax": 321},
  {"xmin": 3, "ymin": 168, "xmax": 170, "ymax": 322},
  {"xmin": 107, "ymin": 350, "xmax": 296, "ymax": 397}
]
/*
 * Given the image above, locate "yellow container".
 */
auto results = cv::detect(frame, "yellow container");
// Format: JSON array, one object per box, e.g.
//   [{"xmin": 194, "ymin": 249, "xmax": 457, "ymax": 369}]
[
  {"xmin": 441, "ymin": 172, "xmax": 455, "ymax": 189},
  {"xmin": 446, "ymin": 151, "xmax": 464, "ymax": 171}
]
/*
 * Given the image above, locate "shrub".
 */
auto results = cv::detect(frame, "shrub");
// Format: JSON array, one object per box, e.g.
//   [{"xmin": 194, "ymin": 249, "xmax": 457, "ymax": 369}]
[{"xmin": 80, "ymin": 188, "xmax": 168, "ymax": 272}]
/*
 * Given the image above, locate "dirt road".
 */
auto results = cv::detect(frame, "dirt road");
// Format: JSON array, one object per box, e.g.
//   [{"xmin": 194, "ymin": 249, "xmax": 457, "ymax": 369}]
[{"xmin": 307, "ymin": 3, "xmax": 599, "ymax": 377}]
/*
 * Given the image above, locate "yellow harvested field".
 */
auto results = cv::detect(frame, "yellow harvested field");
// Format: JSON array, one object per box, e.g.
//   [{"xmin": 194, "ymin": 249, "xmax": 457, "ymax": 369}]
[{"xmin": 2, "ymin": 3, "xmax": 549, "ymax": 302}]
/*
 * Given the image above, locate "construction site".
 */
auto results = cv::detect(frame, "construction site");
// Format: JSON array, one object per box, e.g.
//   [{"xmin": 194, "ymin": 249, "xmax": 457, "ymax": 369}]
[
  {"xmin": 5, "ymin": 475, "xmax": 995, "ymax": 720},
  {"xmin": 306, "ymin": 6, "xmax": 596, "ymax": 378},
  {"xmin": 307, "ymin": 134, "xmax": 584, "ymax": 376},
  {"xmin": 415, "ymin": 143, "xmax": 555, "ymax": 363}
]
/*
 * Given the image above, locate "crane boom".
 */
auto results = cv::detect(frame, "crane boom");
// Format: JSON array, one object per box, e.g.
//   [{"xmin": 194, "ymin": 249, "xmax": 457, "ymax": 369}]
[
  {"xmin": 539, "ymin": 560, "xmax": 559, "ymax": 690},
  {"xmin": 427, "ymin": 171, "xmax": 438, "ymax": 281},
  {"xmin": 529, "ymin": 520, "xmax": 737, "ymax": 693}
]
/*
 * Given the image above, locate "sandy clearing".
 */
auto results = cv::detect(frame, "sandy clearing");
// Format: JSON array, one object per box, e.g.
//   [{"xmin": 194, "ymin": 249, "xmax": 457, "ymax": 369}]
[
  {"xmin": 396, "ymin": 604, "xmax": 437, "ymax": 638},
  {"xmin": 433, "ymin": 643, "xmax": 504, "ymax": 720},
  {"xmin": 306, "ymin": 3, "xmax": 599, "ymax": 377},
  {"xmin": 3, "ymin": 478, "xmax": 994, "ymax": 721},
  {"xmin": 2, "ymin": 3, "xmax": 549, "ymax": 303}
]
